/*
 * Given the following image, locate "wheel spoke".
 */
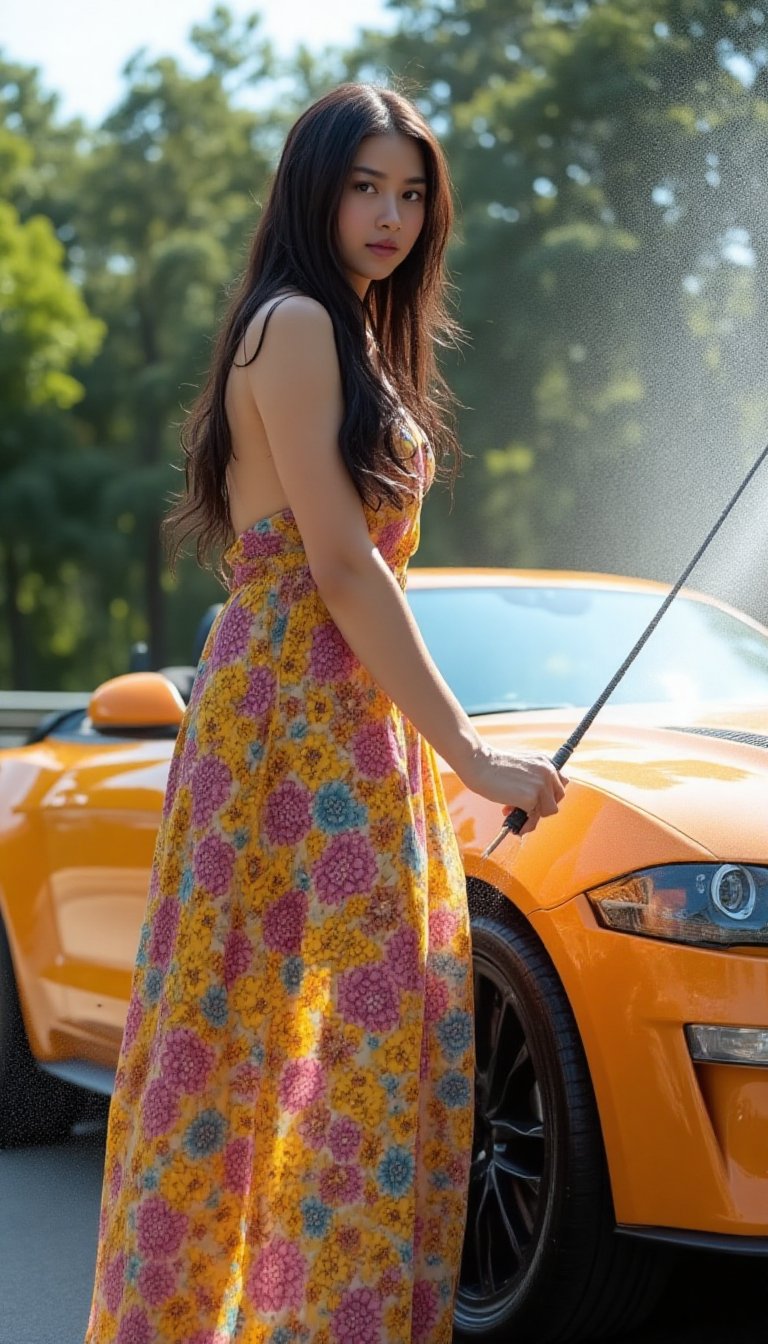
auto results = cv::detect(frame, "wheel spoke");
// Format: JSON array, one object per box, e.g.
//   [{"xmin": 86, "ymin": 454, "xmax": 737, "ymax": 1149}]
[
  {"xmin": 472, "ymin": 1169, "xmax": 496, "ymax": 1296},
  {"xmin": 492, "ymin": 1116, "xmax": 544, "ymax": 1143},
  {"xmin": 489, "ymin": 1161, "xmax": 524, "ymax": 1266}
]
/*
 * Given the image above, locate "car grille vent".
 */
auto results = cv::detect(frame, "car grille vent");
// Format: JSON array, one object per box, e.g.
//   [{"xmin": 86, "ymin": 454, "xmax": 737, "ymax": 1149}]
[{"xmin": 666, "ymin": 725, "xmax": 768, "ymax": 750}]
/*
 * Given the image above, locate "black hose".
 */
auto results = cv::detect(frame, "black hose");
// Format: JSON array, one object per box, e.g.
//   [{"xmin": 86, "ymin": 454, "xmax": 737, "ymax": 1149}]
[{"xmin": 483, "ymin": 440, "xmax": 768, "ymax": 856}]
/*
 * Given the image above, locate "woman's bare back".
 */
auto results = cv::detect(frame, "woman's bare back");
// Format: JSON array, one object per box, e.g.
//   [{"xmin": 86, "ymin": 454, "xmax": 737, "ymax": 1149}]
[{"xmin": 224, "ymin": 294, "xmax": 298, "ymax": 535}]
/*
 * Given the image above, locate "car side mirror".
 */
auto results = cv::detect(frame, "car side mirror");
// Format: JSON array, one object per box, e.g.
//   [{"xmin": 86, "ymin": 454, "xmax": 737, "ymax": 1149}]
[{"xmin": 88, "ymin": 672, "xmax": 185, "ymax": 731}]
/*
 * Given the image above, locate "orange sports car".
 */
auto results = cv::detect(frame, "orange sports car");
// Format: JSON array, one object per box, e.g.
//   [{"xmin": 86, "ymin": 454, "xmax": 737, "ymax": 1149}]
[{"xmin": 1, "ymin": 569, "xmax": 767, "ymax": 1343}]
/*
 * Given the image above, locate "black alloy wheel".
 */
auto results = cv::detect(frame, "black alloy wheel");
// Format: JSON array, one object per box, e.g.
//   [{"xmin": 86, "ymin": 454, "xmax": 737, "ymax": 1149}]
[{"xmin": 453, "ymin": 911, "xmax": 669, "ymax": 1344}]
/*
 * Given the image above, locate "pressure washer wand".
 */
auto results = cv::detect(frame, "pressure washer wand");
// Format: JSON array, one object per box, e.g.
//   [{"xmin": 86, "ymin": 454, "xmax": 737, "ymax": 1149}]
[{"xmin": 482, "ymin": 440, "xmax": 768, "ymax": 857}]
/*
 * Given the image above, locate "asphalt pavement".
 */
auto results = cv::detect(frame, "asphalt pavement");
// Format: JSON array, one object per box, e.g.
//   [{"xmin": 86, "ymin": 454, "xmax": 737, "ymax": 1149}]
[{"xmin": 0, "ymin": 1102, "xmax": 763, "ymax": 1344}]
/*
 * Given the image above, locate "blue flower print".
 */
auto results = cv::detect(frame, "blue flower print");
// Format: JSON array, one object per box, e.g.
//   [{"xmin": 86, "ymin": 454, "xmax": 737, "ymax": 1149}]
[
  {"xmin": 144, "ymin": 967, "xmax": 164, "ymax": 1004},
  {"xmin": 436, "ymin": 1009, "xmax": 473, "ymax": 1061},
  {"xmin": 201, "ymin": 985, "xmax": 228, "ymax": 1028},
  {"xmin": 400, "ymin": 826, "xmax": 424, "ymax": 875},
  {"xmin": 377, "ymin": 1146, "xmax": 414, "ymax": 1197},
  {"xmin": 436, "ymin": 1071, "xmax": 472, "ymax": 1109},
  {"xmin": 289, "ymin": 718, "xmax": 308, "ymax": 741},
  {"xmin": 271, "ymin": 1328, "xmax": 293, "ymax": 1344},
  {"xmin": 281, "ymin": 956, "xmax": 303, "ymax": 993},
  {"xmin": 183, "ymin": 1108, "xmax": 227, "ymax": 1159},
  {"xmin": 313, "ymin": 780, "xmax": 366, "ymax": 834},
  {"xmin": 301, "ymin": 1196, "xmax": 333, "ymax": 1239},
  {"xmin": 179, "ymin": 867, "xmax": 195, "ymax": 904},
  {"xmin": 135, "ymin": 921, "xmax": 150, "ymax": 967}
]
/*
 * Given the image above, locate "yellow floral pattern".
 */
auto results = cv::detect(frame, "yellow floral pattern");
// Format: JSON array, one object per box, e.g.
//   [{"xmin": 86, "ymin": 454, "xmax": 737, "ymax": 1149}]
[{"xmin": 84, "ymin": 427, "xmax": 475, "ymax": 1344}]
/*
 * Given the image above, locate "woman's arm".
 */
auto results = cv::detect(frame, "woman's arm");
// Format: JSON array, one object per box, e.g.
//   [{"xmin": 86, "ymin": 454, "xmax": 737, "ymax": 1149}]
[{"xmin": 240, "ymin": 296, "xmax": 564, "ymax": 820}]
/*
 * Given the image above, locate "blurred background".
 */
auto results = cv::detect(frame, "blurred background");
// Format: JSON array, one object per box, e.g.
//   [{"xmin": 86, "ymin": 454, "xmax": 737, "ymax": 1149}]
[{"xmin": 2, "ymin": 0, "xmax": 768, "ymax": 691}]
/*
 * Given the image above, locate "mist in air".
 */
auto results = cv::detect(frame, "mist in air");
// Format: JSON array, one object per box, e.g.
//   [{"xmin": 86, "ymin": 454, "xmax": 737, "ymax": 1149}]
[{"xmin": 418, "ymin": 15, "xmax": 768, "ymax": 634}]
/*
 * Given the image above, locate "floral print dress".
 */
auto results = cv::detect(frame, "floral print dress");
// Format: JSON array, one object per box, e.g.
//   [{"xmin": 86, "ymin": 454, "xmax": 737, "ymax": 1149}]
[{"xmin": 84, "ymin": 425, "xmax": 476, "ymax": 1344}]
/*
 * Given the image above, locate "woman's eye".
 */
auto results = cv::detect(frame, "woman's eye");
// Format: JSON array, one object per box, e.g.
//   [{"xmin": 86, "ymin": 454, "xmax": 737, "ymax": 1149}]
[
  {"xmin": 404, "ymin": 190, "xmax": 424, "ymax": 202},
  {"xmin": 354, "ymin": 181, "xmax": 375, "ymax": 193}
]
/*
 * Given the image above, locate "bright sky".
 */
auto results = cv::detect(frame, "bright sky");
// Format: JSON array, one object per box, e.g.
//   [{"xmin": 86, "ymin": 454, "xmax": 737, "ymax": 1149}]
[{"xmin": 5, "ymin": 0, "xmax": 397, "ymax": 125}]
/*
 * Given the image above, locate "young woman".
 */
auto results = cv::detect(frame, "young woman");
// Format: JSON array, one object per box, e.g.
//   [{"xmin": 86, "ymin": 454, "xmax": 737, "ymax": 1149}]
[{"xmin": 84, "ymin": 82, "xmax": 566, "ymax": 1344}]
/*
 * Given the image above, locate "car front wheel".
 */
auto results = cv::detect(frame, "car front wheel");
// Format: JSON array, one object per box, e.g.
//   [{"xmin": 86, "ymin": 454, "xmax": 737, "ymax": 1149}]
[{"xmin": 454, "ymin": 910, "xmax": 668, "ymax": 1344}]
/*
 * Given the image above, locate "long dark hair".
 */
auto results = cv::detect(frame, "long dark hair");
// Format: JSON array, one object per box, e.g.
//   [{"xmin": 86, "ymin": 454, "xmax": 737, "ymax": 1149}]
[{"xmin": 165, "ymin": 81, "xmax": 465, "ymax": 568}]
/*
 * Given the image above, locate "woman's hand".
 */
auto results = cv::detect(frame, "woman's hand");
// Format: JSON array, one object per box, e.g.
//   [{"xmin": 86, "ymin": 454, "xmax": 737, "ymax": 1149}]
[{"xmin": 458, "ymin": 743, "xmax": 568, "ymax": 836}]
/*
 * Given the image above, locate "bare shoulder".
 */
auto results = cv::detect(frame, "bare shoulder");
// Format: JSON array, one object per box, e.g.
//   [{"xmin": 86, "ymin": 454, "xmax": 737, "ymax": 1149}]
[{"xmin": 243, "ymin": 292, "xmax": 334, "ymax": 364}]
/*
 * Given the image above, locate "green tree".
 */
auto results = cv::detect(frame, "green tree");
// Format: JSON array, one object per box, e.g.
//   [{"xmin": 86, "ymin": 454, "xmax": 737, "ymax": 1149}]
[
  {"xmin": 348, "ymin": 0, "xmax": 768, "ymax": 626},
  {"xmin": 0, "ymin": 84, "xmax": 106, "ymax": 688}
]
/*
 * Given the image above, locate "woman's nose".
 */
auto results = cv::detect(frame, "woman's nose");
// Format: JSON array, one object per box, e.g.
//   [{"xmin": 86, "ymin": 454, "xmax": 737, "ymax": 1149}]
[{"xmin": 377, "ymin": 196, "xmax": 402, "ymax": 229}]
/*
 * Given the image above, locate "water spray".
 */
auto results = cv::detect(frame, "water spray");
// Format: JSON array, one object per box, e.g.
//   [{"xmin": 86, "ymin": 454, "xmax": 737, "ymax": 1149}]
[{"xmin": 482, "ymin": 440, "xmax": 768, "ymax": 857}]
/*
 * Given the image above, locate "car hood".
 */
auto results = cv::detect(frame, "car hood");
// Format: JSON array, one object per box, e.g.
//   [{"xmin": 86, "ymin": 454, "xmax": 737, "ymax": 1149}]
[{"xmin": 472, "ymin": 702, "xmax": 768, "ymax": 862}]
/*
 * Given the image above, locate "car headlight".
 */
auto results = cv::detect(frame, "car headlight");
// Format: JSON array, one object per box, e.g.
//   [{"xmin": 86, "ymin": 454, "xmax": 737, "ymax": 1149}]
[{"xmin": 586, "ymin": 864, "xmax": 768, "ymax": 946}]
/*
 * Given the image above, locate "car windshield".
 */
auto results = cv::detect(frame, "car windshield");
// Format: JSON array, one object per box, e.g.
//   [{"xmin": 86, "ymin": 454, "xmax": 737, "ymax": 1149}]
[{"xmin": 406, "ymin": 585, "xmax": 768, "ymax": 715}]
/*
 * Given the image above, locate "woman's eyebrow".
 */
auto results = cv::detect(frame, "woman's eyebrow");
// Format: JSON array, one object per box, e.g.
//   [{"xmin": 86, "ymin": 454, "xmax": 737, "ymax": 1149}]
[{"xmin": 351, "ymin": 164, "xmax": 427, "ymax": 185}]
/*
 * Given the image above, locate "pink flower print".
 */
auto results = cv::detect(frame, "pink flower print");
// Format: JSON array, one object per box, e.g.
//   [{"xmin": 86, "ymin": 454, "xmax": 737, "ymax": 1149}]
[
  {"xmin": 242, "ymin": 530, "xmax": 285, "ymax": 559},
  {"xmin": 240, "ymin": 665, "xmax": 275, "ymax": 717},
  {"xmin": 378, "ymin": 1265, "xmax": 403, "ymax": 1298},
  {"xmin": 191, "ymin": 756, "xmax": 232, "ymax": 828},
  {"xmin": 446, "ymin": 1149, "xmax": 470, "ymax": 1188},
  {"xmin": 148, "ymin": 897, "xmax": 180, "ymax": 969},
  {"xmin": 193, "ymin": 834, "xmax": 235, "ymax": 898},
  {"xmin": 116, "ymin": 1308, "xmax": 152, "ymax": 1344},
  {"xmin": 247, "ymin": 1237, "xmax": 307, "ymax": 1313},
  {"xmin": 109, "ymin": 1159, "xmax": 123, "ymax": 1200},
  {"xmin": 103, "ymin": 1250, "xmax": 126, "ymax": 1313},
  {"xmin": 279, "ymin": 1057, "xmax": 325, "ymax": 1113},
  {"xmin": 263, "ymin": 888, "xmax": 308, "ymax": 955},
  {"xmin": 318, "ymin": 1162, "xmax": 364, "ymax": 1207},
  {"xmin": 386, "ymin": 926, "xmax": 422, "ymax": 991},
  {"xmin": 330, "ymin": 1286, "xmax": 383, "ymax": 1344},
  {"xmin": 223, "ymin": 928, "xmax": 252, "ymax": 988},
  {"xmin": 210, "ymin": 603, "xmax": 251, "ymax": 669},
  {"xmin": 338, "ymin": 964, "xmax": 400, "ymax": 1032},
  {"xmin": 429, "ymin": 908, "xmax": 461, "ymax": 949},
  {"xmin": 309, "ymin": 622, "xmax": 356, "ymax": 681},
  {"xmin": 137, "ymin": 1260, "xmax": 176, "ymax": 1307},
  {"xmin": 351, "ymin": 720, "xmax": 399, "ymax": 780},
  {"xmin": 223, "ymin": 1135, "xmax": 254, "ymax": 1195},
  {"xmin": 123, "ymin": 993, "xmax": 143, "ymax": 1050},
  {"xmin": 327, "ymin": 1115, "xmax": 362, "ymax": 1163},
  {"xmin": 159, "ymin": 1028, "xmax": 215, "ymax": 1095},
  {"xmin": 264, "ymin": 779, "xmax": 312, "ymax": 846},
  {"xmin": 142, "ymin": 1078, "xmax": 180, "ymax": 1140},
  {"xmin": 313, "ymin": 832, "xmax": 378, "ymax": 905},
  {"xmin": 376, "ymin": 517, "xmax": 410, "ymax": 563},
  {"xmin": 406, "ymin": 735, "xmax": 422, "ymax": 794},
  {"xmin": 425, "ymin": 970, "xmax": 450, "ymax": 1023},
  {"xmin": 135, "ymin": 1195, "xmax": 188, "ymax": 1258},
  {"xmin": 411, "ymin": 1279, "xmax": 440, "ymax": 1340},
  {"xmin": 297, "ymin": 1101, "xmax": 331, "ymax": 1150}
]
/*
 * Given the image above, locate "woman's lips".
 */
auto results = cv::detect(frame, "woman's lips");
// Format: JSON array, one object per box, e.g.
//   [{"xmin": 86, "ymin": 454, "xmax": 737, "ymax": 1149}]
[{"xmin": 366, "ymin": 243, "xmax": 398, "ymax": 255}]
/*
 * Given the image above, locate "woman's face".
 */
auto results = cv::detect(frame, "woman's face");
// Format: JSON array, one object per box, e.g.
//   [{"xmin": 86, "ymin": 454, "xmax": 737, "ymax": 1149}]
[{"xmin": 336, "ymin": 132, "xmax": 427, "ymax": 300}]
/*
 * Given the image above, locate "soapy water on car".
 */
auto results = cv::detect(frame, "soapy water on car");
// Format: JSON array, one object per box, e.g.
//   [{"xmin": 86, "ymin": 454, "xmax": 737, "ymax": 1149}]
[{"xmin": 482, "ymin": 439, "xmax": 768, "ymax": 856}]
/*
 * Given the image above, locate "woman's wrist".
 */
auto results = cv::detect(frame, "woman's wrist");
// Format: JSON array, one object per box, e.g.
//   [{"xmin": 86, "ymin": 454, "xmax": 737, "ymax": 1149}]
[{"xmin": 445, "ymin": 723, "xmax": 488, "ymax": 783}]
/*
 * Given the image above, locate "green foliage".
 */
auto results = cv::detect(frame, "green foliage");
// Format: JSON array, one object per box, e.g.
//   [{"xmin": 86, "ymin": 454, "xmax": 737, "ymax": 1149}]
[{"xmin": 2, "ymin": 1, "xmax": 768, "ymax": 688}]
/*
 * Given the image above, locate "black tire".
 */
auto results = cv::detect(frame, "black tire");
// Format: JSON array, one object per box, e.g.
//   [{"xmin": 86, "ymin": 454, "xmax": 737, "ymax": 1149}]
[
  {"xmin": 0, "ymin": 919, "xmax": 82, "ymax": 1148},
  {"xmin": 453, "ymin": 910, "xmax": 670, "ymax": 1344}
]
